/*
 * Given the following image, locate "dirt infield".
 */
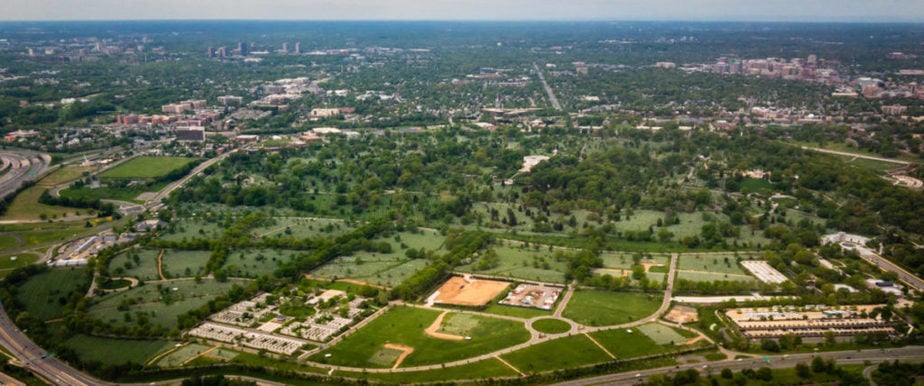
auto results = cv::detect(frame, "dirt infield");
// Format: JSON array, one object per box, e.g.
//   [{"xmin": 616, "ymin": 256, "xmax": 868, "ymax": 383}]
[
  {"xmin": 384, "ymin": 344, "xmax": 414, "ymax": 369},
  {"xmin": 431, "ymin": 276, "xmax": 509, "ymax": 307},
  {"xmin": 664, "ymin": 305, "xmax": 699, "ymax": 324},
  {"xmin": 424, "ymin": 311, "xmax": 465, "ymax": 341}
]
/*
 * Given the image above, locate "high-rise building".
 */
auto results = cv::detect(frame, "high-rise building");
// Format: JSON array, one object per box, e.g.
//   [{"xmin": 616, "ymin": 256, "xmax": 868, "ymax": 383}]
[
  {"xmin": 238, "ymin": 41, "xmax": 248, "ymax": 56},
  {"xmin": 207, "ymin": 47, "xmax": 215, "ymax": 58},
  {"xmin": 282, "ymin": 42, "xmax": 288, "ymax": 53},
  {"xmin": 294, "ymin": 42, "xmax": 301, "ymax": 54}
]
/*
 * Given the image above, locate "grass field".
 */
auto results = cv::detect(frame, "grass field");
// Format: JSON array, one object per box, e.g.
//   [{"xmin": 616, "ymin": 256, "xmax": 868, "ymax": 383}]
[
  {"xmin": 311, "ymin": 306, "xmax": 530, "ymax": 368},
  {"xmin": 109, "ymin": 248, "xmax": 161, "ymax": 281},
  {"xmin": 600, "ymin": 252, "xmax": 670, "ymax": 269},
  {"xmin": 501, "ymin": 334, "xmax": 610, "ymax": 373},
  {"xmin": 458, "ymin": 243, "xmax": 569, "ymax": 283},
  {"xmin": 223, "ymin": 249, "xmax": 299, "ymax": 278},
  {"xmin": 159, "ymin": 219, "xmax": 224, "ymax": 242},
  {"xmin": 637, "ymin": 323, "xmax": 687, "ymax": 345},
  {"xmin": 63, "ymin": 335, "xmax": 174, "ymax": 366},
  {"xmin": 100, "ymin": 156, "xmax": 199, "ymax": 179},
  {"xmin": 88, "ymin": 278, "xmax": 245, "ymax": 330},
  {"xmin": 481, "ymin": 303, "xmax": 552, "ymax": 319},
  {"xmin": 589, "ymin": 328, "xmax": 673, "ymax": 358},
  {"xmin": 251, "ymin": 217, "xmax": 353, "ymax": 240},
  {"xmin": 0, "ymin": 235, "xmax": 21, "ymax": 250},
  {"xmin": 155, "ymin": 343, "xmax": 215, "ymax": 367},
  {"xmin": 17, "ymin": 267, "xmax": 90, "ymax": 320},
  {"xmin": 531, "ymin": 318, "xmax": 571, "ymax": 334},
  {"xmin": 562, "ymin": 290, "xmax": 662, "ymax": 326},
  {"xmin": 160, "ymin": 250, "xmax": 211, "ymax": 278},
  {"xmin": 677, "ymin": 254, "xmax": 754, "ymax": 275},
  {"xmin": 0, "ymin": 253, "xmax": 38, "ymax": 270},
  {"xmin": 677, "ymin": 271, "xmax": 756, "ymax": 282},
  {"xmin": 739, "ymin": 178, "xmax": 776, "ymax": 194}
]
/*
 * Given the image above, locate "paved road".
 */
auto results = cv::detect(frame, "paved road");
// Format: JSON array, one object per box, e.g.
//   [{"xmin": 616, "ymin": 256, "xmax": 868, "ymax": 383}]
[
  {"xmin": 849, "ymin": 243, "xmax": 924, "ymax": 292},
  {"xmin": 0, "ymin": 152, "xmax": 49, "ymax": 201},
  {"xmin": 802, "ymin": 146, "xmax": 910, "ymax": 166},
  {"xmin": 533, "ymin": 62, "xmax": 562, "ymax": 110},
  {"xmin": 554, "ymin": 346, "xmax": 924, "ymax": 386},
  {"xmin": 144, "ymin": 150, "xmax": 234, "ymax": 207},
  {"xmin": 0, "ymin": 304, "xmax": 104, "ymax": 386}
]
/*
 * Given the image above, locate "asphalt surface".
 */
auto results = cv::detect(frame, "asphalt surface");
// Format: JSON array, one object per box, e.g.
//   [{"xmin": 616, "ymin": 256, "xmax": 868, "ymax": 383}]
[
  {"xmin": 554, "ymin": 346, "xmax": 924, "ymax": 386},
  {"xmin": 0, "ymin": 304, "xmax": 103, "ymax": 386},
  {"xmin": 0, "ymin": 152, "xmax": 49, "ymax": 201}
]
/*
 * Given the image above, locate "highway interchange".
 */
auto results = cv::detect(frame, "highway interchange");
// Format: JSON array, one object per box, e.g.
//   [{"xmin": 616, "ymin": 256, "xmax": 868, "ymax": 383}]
[{"xmin": 0, "ymin": 151, "xmax": 50, "ymax": 201}]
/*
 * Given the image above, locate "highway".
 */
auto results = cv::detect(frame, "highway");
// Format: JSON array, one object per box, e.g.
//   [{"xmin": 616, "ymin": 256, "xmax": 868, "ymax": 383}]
[
  {"xmin": 850, "ymin": 243, "xmax": 924, "ymax": 292},
  {"xmin": 554, "ymin": 346, "xmax": 924, "ymax": 386},
  {"xmin": 534, "ymin": 62, "xmax": 562, "ymax": 111},
  {"xmin": 0, "ymin": 152, "xmax": 49, "ymax": 201},
  {"xmin": 0, "ymin": 304, "xmax": 104, "ymax": 386}
]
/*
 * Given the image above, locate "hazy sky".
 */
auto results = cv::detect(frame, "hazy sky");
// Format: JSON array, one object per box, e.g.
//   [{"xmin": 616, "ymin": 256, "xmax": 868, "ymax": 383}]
[{"xmin": 2, "ymin": 0, "xmax": 923, "ymax": 22}]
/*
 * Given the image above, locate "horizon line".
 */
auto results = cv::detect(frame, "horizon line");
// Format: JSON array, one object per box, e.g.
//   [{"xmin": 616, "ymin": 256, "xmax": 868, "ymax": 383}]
[{"xmin": 1, "ymin": 18, "xmax": 923, "ymax": 24}]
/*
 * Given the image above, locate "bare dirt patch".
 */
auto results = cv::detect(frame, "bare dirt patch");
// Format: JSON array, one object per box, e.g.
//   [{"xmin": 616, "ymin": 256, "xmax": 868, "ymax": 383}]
[
  {"xmin": 424, "ymin": 311, "xmax": 465, "ymax": 341},
  {"xmin": 383, "ymin": 343, "xmax": 414, "ymax": 369},
  {"xmin": 431, "ymin": 275, "xmax": 509, "ymax": 307},
  {"xmin": 641, "ymin": 261, "xmax": 665, "ymax": 273},
  {"xmin": 664, "ymin": 305, "xmax": 699, "ymax": 324}
]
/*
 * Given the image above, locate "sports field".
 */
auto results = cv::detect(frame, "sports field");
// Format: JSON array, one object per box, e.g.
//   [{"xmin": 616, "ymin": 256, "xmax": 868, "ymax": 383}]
[
  {"xmin": 312, "ymin": 306, "xmax": 529, "ymax": 368},
  {"xmin": 432, "ymin": 276, "xmax": 509, "ymax": 307},
  {"xmin": 100, "ymin": 156, "xmax": 198, "ymax": 179}
]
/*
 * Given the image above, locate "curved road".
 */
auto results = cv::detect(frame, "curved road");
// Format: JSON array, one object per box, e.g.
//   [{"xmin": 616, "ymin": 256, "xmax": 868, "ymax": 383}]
[{"xmin": 0, "ymin": 152, "xmax": 49, "ymax": 201}]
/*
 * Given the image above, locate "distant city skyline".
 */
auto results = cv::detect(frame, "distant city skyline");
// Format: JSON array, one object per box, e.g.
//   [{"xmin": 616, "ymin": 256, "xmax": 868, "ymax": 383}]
[{"xmin": 2, "ymin": 0, "xmax": 924, "ymax": 23}]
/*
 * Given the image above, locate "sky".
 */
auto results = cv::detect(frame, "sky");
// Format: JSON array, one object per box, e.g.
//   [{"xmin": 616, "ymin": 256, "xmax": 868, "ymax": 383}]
[{"xmin": 2, "ymin": 0, "xmax": 923, "ymax": 22}]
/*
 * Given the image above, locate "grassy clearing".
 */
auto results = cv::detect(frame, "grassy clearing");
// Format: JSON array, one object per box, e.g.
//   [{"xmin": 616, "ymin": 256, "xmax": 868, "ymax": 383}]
[
  {"xmin": 0, "ymin": 183, "xmax": 85, "ymax": 221},
  {"xmin": 0, "ymin": 235, "xmax": 21, "ymax": 250},
  {"xmin": 637, "ymin": 323, "xmax": 687, "ymax": 345},
  {"xmin": 159, "ymin": 219, "xmax": 224, "ymax": 242},
  {"xmin": 224, "ymin": 249, "xmax": 299, "ymax": 278},
  {"xmin": 109, "ymin": 248, "xmax": 161, "ymax": 281},
  {"xmin": 739, "ymin": 178, "xmax": 776, "ymax": 194},
  {"xmin": 481, "ymin": 303, "xmax": 552, "ymax": 319},
  {"xmin": 38, "ymin": 165, "xmax": 93, "ymax": 186},
  {"xmin": 100, "ymin": 157, "xmax": 199, "ymax": 179},
  {"xmin": 562, "ymin": 290, "xmax": 662, "ymax": 327},
  {"xmin": 155, "ymin": 343, "xmax": 214, "ymax": 368},
  {"xmin": 677, "ymin": 254, "xmax": 754, "ymax": 275},
  {"xmin": 63, "ymin": 335, "xmax": 174, "ymax": 366},
  {"xmin": 0, "ymin": 252, "xmax": 38, "ymax": 270},
  {"xmin": 458, "ymin": 243, "xmax": 568, "ymax": 284},
  {"xmin": 590, "ymin": 328, "xmax": 672, "ymax": 358},
  {"xmin": 17, "ymin": 267, "xmax": 90, "ymax": 320},
  {"xmin": 160, "ymin": 250, "xmax": 211, "ymax": 279},
  {"xmin": 501, "ymin": 334, "xmax": 610, "ymax": 373},
  {"xmin": 251, "ymin": 217, "xmax": 352, "ymax": 239},
  {"xmin": 311, "ymin": 306, "xmax": 530, "ymax": 368},
  {"xmin": 677, "ymin": 271, "xmax": 756, "ymax": 282},
  {"xmin": 600, "ymin": 252, "xmax": 670, "ymax": 269},
  {"xmin": 88, "ymin": 279, "xmax": 244, "ymax": 331},
  {"xmin": 532, "ymin": 318, "xmax": 571, "ymax": 334}
]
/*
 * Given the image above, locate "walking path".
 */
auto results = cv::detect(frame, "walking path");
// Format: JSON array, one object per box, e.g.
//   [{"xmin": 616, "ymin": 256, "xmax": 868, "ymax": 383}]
[{"xmin": 584, "ymin": 333, "xmax": 616, "ymax": 359}]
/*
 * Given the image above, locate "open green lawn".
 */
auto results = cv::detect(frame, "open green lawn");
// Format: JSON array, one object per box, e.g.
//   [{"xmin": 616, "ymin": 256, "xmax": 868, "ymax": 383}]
[
  {"xmin": 590, "ymin": 328, "xmax": 673, "ymax": 358},
  {"xmin": 223, "ymin": 249, "xmax": 298, "ymax": 278},
  {"xmin": 677, "ymin": 271, "xmax": 756, "ymax": 282},
  {"xmin": 59, "ymin": 183, "xmax": 167, "ymax": 203},
  {"xmin": 0, "ymin": 183, "xmax": 86, "ymax": 221},
  {"xmin": 109, "ymin": 248, "xmax": 161, "ymax": 281},
  {"xmin": 0, "ymin": 235, "xmax": 22, "ymax": 250},
  {"xmin": 311, "ymin": 306, "xmax": 530, "ymax": 368},
  {"xmin": 458, "ymin": 243, "xmax": 569, "ymax": 284},
  {"xmin": 0, "ymin": 253, "xmax": 38, "ymax": 270},
  {"xmin": 637, "ymin": 323, "xmax": 687, "ymax": 345},
  {"xmin": 311, "ymin": 249, "xmax": 430, "ymax": 288},
  {"xmin": 159, "ymin": 219, "xmax": 224, "ymax": 242},
  {"xmin": 155, "ymin": 343, "xmax": 214, "ymax": 368},
  {"xmin": 501, "ymin": 334, "xmax": 610, "ymax": 373},
  {"xmin": 88, "ymin": 278, "xmax": 245, "ymax": 330},
  {"xmin": 677, "ymin": 254, "xmax": 754, "ymax": 275},
  {"xmin": 481, "ymin": 303, "xmax": 551, "ymax": 319},
  {"xmin": 17, "ymin": 267, "xmax": 90, "ymax": 320},
  {"xmin": 100, "ymin": 156, "xmax": 199, "ymax": 179},
  {"xmin": 63, "ymin": 335, "xmax": 174, "ymax": 366},
  {"xmin": 739, "ymin": 178, "xmax": 776, "ymax": 194},
  {"xmin": 532, "ymin": 318, "xmax": 571, "ymax": 334},
  {"xmin": 251, "ymin": 217, "xmax": 352, "ymax": 239},
  {"xmin": 562, "ymin": 290, "xmax": 662, "ymax": 326},
  {"xmin": 160, "ymin": 250, "xmax": 211, "ymax": 279},
  {"xmin": 600, "ymin": 252, "xmax": 670, "ymax": 269}
]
